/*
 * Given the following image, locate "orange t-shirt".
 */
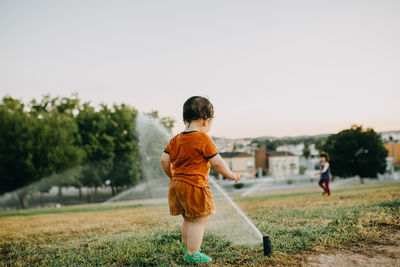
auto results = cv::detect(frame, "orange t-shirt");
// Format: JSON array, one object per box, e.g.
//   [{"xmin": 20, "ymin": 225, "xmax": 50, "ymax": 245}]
[{"xmin": 164, "ymin": 131, "xmax": 218, "ymax": 188}]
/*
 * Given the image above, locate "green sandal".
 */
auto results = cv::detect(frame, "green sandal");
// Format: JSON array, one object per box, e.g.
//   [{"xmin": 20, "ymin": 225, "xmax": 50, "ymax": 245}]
[{"xmin": 184, "ymin": 251, "xmax": 212, "ymax": 262}]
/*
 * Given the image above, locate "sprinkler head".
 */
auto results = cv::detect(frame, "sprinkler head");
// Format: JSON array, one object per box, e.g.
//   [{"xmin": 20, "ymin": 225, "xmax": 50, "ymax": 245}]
[{"xmin": 263, "ymin": 236, "xmax": 271, "ymax": 256}]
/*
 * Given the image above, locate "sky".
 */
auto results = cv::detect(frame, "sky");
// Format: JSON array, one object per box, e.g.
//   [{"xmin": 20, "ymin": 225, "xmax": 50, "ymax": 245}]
[{"xmin": 0, "ymin": 0, "xmax": 399, "ymax": 138}]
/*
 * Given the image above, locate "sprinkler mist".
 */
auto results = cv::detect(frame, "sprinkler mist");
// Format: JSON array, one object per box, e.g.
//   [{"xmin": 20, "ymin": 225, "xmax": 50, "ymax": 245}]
[
  {"xmin": 209, "ymin": 177, "xmax": 271, "ymax": 256},
  {"xmin": 102, "ymin": 114, "xmax": 271, "ymax": 255},
  {"xmin": 102, "ymin": 113, "xmax": 172, "ymax": 203}
]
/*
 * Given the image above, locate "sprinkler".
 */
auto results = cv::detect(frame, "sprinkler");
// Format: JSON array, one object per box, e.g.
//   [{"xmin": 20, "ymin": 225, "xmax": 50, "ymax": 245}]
[{"xmin": 263, "ymin": 235, "xmax": 272, "ymax": 256}]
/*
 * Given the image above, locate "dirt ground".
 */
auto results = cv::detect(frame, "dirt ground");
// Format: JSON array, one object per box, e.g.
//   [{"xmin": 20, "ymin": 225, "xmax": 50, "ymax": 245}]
[{"xmin": 304, "ymin": 233, "xmax": 400, "ymax": 267}]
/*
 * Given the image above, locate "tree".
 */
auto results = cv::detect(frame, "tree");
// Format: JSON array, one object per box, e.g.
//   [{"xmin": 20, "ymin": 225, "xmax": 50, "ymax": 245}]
[
  {"xmin": 323, "ymin": 125, "xmax": 387, "ymax": 182},
  {"xmin": 265, "ymin": 139, "xmax": 283, "ymax": 151},
  {"xmin": 146, "ymin": 110, "xmax": 175, "ymax": 134},
  {"xmin": 29, "ymin": 95, "xmax": 84, "ymax": 197},
  {"xmin": 0, "ymin": 97, "xmax": 37, "ymax": 207},
  {"xmin": 302, "ymin": 143, "xmax": 311, "ymax": 159},
  {"xmin": 0, "ymin": 94, "xmax": 161, "ymax": 206},
  {"xmin": 107, "ymin": 104, "xmax": 140, "ymax": 195},
  {"xmin": 76, "ymin": 104, "xmax": 115, "ymax": 201},
  {"xmin": 314, "ymin": 138, "xmax": 326, "ymax": 152},
  {"xmin": 250, "ymin": 139, "xmax": 263, "ymax": 148},
  {"xmin": 0, "ymin": 96, "xmax": 83, "ymax": 208},
  {"xmin": 31, "ymin": 110, "xmax": 84, "ymax": 182}
]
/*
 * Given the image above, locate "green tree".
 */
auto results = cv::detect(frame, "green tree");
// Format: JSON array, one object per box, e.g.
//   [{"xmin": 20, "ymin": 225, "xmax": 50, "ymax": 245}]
[
  {"xmin": 265, "ymin": 139, "xmax": 283, "ymax": 151},
  {"xmin": 0, "ymin": 97, "xmax": 37, "ymax": 201},
  {"xmin": 250, "ymin": 139, "xmax": 264, "ymax": 148},
  {"xmin": 0, "ymin": 96, "xmax": 83, "ymax": 208},
  {"xmin": 29, "ymin": 94, "xmax": 84, "ymax": 196},
  {"xmin": 302, "ymin": 143, "xmax": 311, "ymax": 159},
  {"xmin": 107, "ymin": 104, "xmax": 140, "ymax": 195},
  {"xmin": 323, "ymin": 125, "xmax": 387, "ymax": 182},
  {"xmin": 146, "ymin": 110, "xmax": 175, "ymax": 134},
  {"xmin": 32, "ymin": 110, "xmax": 83, "ymax": 174},
  {"xmin": 76, "ymin": 104, "xmax": 115, "ymax": 201},
  {"xmin": 314, "ymin": 138, "xmax": 326, "ymax": 152}
]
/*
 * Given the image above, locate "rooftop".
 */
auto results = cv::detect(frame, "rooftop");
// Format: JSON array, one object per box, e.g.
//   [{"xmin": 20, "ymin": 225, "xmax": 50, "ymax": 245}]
[
  {"xmin": 220, "ymin": 152, "xmax": 253, "ymax": 158},
  {"xmin": 267, "ymin": 151, "xmax": 296, "ymax": 157}
]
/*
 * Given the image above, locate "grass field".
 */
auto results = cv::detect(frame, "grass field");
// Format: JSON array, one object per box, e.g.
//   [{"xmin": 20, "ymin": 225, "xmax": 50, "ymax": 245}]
[{"xmin": 1, "ymin": 183, "xmax": 399, "ymax": 266}]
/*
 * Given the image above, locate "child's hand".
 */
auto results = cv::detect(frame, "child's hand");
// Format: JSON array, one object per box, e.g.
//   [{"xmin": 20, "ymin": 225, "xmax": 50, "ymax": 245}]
[{"xmin": 229, "ymin": 172, "xmax": 240, "ymax": 183}]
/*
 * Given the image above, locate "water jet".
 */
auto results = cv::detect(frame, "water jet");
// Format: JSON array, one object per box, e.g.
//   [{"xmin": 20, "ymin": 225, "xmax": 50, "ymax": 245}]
[{"xmin": 209, "ymin": 177, "xmax": 271, "ymax": 255}]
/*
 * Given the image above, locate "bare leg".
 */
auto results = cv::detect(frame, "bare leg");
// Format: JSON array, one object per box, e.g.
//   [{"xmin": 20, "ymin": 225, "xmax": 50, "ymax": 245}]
[
  {"xmin": 187, "ymin": 216, "xmax": 209, "ymax": 255},
  {"xmin": 182, "ymin": 215, "xmax": 192, "ymax": 249}
]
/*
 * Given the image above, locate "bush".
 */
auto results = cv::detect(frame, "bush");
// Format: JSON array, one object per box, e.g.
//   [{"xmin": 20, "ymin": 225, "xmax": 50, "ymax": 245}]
[
  {"xmin": 233, "ymin": 183, "xmax": 245, "ymax": 189},
  {"xmin": 286, "ymin": 179, "xmax": 294, "ymax": 185},
  {"xmin": 299, "ymin": 166, "xmax": 307, "ymax": 175}
]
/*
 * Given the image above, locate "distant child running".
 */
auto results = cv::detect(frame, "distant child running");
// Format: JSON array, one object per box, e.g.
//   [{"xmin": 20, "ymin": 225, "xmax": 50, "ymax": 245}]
[
  {"xmin": 161, "ymin": 96, "xmax": 240, "ymax": 263},
  {"xmin": 316, "ymin": 152, "xmax": 332, "ymax": 196}
]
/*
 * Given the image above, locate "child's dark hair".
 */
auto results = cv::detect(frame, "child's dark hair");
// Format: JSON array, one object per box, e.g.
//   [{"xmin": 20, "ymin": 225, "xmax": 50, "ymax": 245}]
[
  {"xmin": 183, "ymin": 96, "xmax": 214, "ymax": 123},
  {"xmin": 319, "ymin": 152, "xmax": 330, "ymax": 161}
]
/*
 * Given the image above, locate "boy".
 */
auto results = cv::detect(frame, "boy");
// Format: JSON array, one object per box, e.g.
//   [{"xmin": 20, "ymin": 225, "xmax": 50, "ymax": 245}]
[{"xmin": 161, "ymin": 96, "xmax": 240, "ymax": 263}]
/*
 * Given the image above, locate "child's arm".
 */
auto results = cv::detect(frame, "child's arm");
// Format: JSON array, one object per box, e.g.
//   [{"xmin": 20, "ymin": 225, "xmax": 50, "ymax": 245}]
[
  {"xmin": 161, "ymin": 153, "xmax": 173, "ymax": 179},
  {"xmin": 320, "ymin": 162, "xmax": 329, "ymax": 173},
  {"xmin": 315, "ymin": 162, "xmax": 329, "ymax": 175},
  {"xmin": 209, "ymin": 154, "xmax": 240, "ymax": 183}
]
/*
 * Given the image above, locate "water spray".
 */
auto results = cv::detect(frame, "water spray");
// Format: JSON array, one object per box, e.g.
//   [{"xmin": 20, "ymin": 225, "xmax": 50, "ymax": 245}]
[
  {"xmin": 102, "ymin": 186, "xmax": 138, "ymax": 204},
  {"xmin": 208, "ymin": 177, "xmax": 272, "ymax": 256},
  {"xmin": 101, "ymin": 114, "xmax": 272, "ymax": 255}
]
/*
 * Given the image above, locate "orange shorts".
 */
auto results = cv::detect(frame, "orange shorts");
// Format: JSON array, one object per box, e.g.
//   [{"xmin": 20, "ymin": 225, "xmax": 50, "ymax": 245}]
[{"xmin": 168, "ymin": 180, "xmax": 216, "ymax": 218}]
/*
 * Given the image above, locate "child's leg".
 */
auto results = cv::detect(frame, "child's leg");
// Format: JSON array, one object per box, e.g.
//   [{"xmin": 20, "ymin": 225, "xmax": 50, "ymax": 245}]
[
  {"xmin": 182, "ymin": 215, "xmax": 192, "ymax": 249},
  {"xmin": 187, "ymin": 215, "xmax": 209, "ymax": 255},
  {"xmin": 318, "ymin": 179, "xmax": 327, "ymax": 192},
  {"xmin": 324, "ymin": 179, "xmax": 331, "ymax": 195}
]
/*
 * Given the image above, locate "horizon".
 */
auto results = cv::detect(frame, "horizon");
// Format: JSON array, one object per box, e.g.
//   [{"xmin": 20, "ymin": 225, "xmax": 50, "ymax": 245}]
[{"xmin": 211, "ymin": 129, "xmax": 400, "ymax": 140}]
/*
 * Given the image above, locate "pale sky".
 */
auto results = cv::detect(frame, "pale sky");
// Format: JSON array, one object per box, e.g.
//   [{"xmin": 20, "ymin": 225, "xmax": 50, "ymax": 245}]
[{"xmin": 1, "ymin": 0, "xmax": 399, "ymax": 138}]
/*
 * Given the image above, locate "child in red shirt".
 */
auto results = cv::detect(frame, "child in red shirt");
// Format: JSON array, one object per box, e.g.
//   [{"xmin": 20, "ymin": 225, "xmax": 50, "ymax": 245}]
[{"xmin": 161, "ymin": 96, "xmax": 239, "ymax": 263}]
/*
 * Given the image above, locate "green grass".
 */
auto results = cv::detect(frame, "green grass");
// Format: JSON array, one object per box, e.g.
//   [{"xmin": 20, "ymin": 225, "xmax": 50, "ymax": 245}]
[
  {"xmin": 2, "ymin": 230, "xmax": 264, "ymax": 266},
  {"xmin": 254, "ymin": 200, "xmax": 398, "ymax": 254},
  {"xmin": 237, "ymin": 182, "xmax": 396, "ymax": 202},
  {"xmin": 1, "ymin": 183, "xmax": 399, "ymax": 266}
]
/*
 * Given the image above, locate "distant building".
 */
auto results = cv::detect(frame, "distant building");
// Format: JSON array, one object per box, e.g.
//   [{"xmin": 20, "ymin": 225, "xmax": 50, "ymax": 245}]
[
  {"xmin": 381, "ymin": 131, "xmax": 400, "ymax": 143},
  {"xmin": 212, "ymin": 137, "xmax": 234, "ymax": 152},
  {"xmin": 254, "ymin": 148, "xmax": 268, "ymax": 174},
  {"xmin": 267, "ymin": 151, "xmax": 299, "ymax": 177},
  {"xmin": 277, "ymin": 144, "xmax": 319, "ymax": 170},
  {"xmin": 276, "ymin": 143, "xmax": 319, "ymax": 157},
  {"xmin": 219, "ymin": 152, "xmax": 255, "ymax": 179},
  {"xmin": 384, "ymin": 143, "xmax": 400, "ymax": 171},
  {"xmin": 213, "ymin": 137, "xmax": 256, "ymax": 154},
  {"xmin": 232, "ymin": 138, "xmax": 253, "ymax": 154}
]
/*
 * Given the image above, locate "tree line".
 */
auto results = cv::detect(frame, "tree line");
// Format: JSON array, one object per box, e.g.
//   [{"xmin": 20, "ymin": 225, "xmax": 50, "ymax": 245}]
[
  {"xmin": 0, "ymin": 94, "xmax": 174, "ymax": 208},
  {"xmin": 251, "ymin": 125, "xmax": 388, "ymax": 179},
  {"xmin": 251, "ymin": 136, "xmax": 327, "ymax": 152}
]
